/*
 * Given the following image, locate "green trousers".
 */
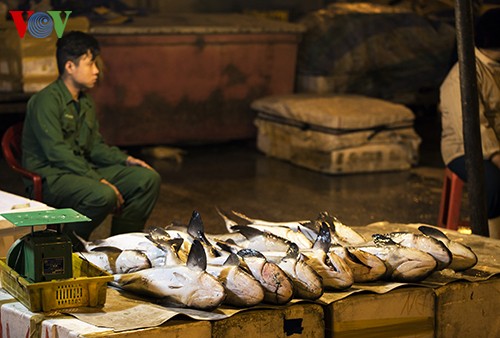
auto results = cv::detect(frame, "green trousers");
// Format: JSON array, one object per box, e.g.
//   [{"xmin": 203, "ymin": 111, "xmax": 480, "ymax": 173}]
[{"xmin": 39, "ymin": 164, "xmax": 161, "ymax": 246}]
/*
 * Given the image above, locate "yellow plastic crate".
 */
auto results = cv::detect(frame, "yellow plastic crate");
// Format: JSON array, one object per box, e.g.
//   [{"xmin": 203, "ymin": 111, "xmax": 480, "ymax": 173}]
[{"xmin": 0, "ymin": 254, "xmax": 113, "ymax": 312}]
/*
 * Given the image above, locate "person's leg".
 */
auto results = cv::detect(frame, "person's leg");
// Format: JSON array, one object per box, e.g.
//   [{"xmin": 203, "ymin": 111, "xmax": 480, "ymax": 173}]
[
  {"xmin": 97, "ymin": 165, "xmax": 161, "ymax": 235},
  {"xmin": 42, "ymin": 174, "xmax": 116, "ymax": 245},
  {"xmin": 448, "ymin": 156, "xmax": 500, "ymax": 237}
]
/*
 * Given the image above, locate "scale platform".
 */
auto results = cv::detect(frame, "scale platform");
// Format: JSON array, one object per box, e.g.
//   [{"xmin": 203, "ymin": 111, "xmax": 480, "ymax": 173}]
[{"xmin": 0, "ymin": 209, "xmax": 91, "ymax": 283}]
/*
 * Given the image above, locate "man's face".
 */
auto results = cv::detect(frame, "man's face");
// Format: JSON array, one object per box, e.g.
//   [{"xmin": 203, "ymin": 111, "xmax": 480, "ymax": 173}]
[{"xmin": 68, "ymin": 50, "xmax": 99, "ymax": 89}]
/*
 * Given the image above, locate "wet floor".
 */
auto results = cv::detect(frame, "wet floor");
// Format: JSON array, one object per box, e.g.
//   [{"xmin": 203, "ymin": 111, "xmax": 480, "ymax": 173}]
[{"xmin": 1, "ymin": 111, "xmax": 462, "ymax": 238}]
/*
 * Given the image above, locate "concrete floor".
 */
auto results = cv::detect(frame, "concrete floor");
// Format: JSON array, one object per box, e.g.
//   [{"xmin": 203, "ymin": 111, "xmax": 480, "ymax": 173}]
[{"xmin": 1, "ymin": 111, "xmax": 459, "ymax": 238}]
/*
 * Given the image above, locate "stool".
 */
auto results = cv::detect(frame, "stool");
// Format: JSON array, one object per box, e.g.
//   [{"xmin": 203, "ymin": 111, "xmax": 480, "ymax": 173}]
[{"xmin": 438, "ymin": 168, "xmax": 469, "ymax": 230}]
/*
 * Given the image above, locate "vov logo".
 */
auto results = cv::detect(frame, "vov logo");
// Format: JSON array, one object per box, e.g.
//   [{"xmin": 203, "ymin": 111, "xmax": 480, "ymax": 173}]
[{"xmin": 9, "ymin": 11, "xmax": 72, "ymax": 38}]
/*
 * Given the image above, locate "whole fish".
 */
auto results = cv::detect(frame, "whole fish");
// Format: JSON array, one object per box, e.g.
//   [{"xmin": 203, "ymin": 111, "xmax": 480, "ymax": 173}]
[
  {"xmin": 225, "ymin": 209, "xmax": 318, "ymax": 243},
  {"xmin": 236, "ymin": 223, "xmax": 313, "ymax": 250},
  {"xmin": 316, "ymin": 212, "xmax": 366, "ymax": 245},
  {"xmin": 228, "ymin": 225, "xmax": 300, "ymax": 253},
  {"xmin": 358, "ymin": 235, "xmax": 437, "ymax": 282},
  {"xmin": 77, "ymin": 232, "xmax": 167, "ymax": 267},
  {"xmin": 237, "ymin": 249, "xmax": 294, "ymax": 305},
  {"xmin": 262, "ymin": 247, "xmax": 323, "ymax": 300},
  {"xmin": 383, "ymin": 231, "xmax": 453, "ymax": 270},
  {"xmin": 112, "ymin": 240, "xmax": 226, "ymax": 310},
  {"xmin": 300, "ymin": 222, "xmax": 354, "ymax": 290},
  {"xmin": 418, "ymin": 225, "xmax": 478, "ymax": 271},
  {"xmin": 78, "ymin": 247, "xmax": 151, "ymax": 274},
  {"xmin": 329, "ymin": 245, "xmax": 386, "ymax": 283},
  {"xmin": 206, "ymin": 254, "xmax": 265, "ymax": 307}
]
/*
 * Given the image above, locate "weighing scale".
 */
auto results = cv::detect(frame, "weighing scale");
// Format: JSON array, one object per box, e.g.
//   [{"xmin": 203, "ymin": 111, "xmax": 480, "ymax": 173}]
[{"xmin": 1, "ymin": 208, "xmax": 90, "ymax": 283}]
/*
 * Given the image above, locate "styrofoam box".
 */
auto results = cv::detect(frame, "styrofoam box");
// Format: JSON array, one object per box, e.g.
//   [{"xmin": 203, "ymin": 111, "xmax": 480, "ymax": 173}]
[{"xmin": 253, "ymin": 94, "xmax": 420, "ymax": 174}]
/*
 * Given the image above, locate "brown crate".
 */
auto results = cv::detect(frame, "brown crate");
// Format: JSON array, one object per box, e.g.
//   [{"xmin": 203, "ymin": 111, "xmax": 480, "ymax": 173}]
[
  {"xmin": 213, "ymin": 303, "xmax": 324, "ymax": 338},
  {"xmin": 435, "ymin": 278, "xmax": 500, "ymax": 338},
  {"xmin": 324, "ymin": 288, "xmax": 435, "ymax": 338},
  {"xmin": 83, "ymin": 320, "xmax": 212, "ymax": 337}
]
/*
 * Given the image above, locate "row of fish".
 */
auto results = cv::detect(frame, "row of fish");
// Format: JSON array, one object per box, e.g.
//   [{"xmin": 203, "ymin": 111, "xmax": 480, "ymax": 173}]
[{"xmin": 76, "ymin": 210, "xmax": 478, "ymax": 310}]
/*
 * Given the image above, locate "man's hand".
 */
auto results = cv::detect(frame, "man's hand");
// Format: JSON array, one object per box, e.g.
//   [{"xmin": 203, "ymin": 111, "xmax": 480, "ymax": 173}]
[
  {"xmin": 126, "ymin": 156, "xmax": 154, "ymax": 171},
  {"xmin": 100, "ymin": 178, "xmax": 124, "ymax": 211}
]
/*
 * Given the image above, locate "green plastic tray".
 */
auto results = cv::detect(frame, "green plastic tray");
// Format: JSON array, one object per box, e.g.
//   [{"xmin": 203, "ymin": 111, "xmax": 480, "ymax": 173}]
[{"xmin": 0, "ymin": 208, "xmax": 90, "ymax": 227}]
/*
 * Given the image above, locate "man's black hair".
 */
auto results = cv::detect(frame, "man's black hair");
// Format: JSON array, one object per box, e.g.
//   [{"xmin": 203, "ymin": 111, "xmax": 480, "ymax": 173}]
[
  {"xmin": 56, "ymin": 31, "xmax": 100, "ymax": 75},
  {"xmin": 475, "ymin": 8, "xmax": 500, "ymax": 50}
]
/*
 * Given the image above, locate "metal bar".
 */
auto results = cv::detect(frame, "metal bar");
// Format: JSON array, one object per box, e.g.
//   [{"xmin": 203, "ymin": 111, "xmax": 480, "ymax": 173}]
[{"xmin": 454, "ymin": 0, "xmax": 489, "ymax": 236}]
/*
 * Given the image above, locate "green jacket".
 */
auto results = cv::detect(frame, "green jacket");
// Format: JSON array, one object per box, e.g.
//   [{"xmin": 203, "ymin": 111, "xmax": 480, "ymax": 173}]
[{"xmin": 22, "ymin": 79, "xmax": 128, "ymax": 181}]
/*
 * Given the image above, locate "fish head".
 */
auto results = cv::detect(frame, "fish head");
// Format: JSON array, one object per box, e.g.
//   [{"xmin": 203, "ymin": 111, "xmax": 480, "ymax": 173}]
[
  {"xmin": 115, "ymin": 250, "xmax": 151, "ymax": 273},
  {"xmin": 290, "ymin": 259, "xmax": 323, "ymax": 300},
  {"xmin": 388, "ymin": 248, "xmax": 437, "ymax": 282},
  {"xmin": 185, "ymin": 271, "xmax": 226, "ymax": 310},
  {"xmin": 447, "ymin": 241, "xmax": 478, "ymax": 271},
  {"xmin": 223, "ymin": 266, "xmax": 265, "ymax": 307}
]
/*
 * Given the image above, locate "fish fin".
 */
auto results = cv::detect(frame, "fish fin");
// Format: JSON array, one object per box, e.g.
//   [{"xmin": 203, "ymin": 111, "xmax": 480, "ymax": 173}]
[
  {"xmin": 148, "ymin": 226, "xmax": 171, "ymax": 240},
  {"xmin": 73, "ymin": 232, "xmax": 94, "ymax": 251},
  {"xmin": 231, "ymin": 225, "xmax": 264, "ymax": 239},
  {"xmin": 167, "ymin": 238, "xmax": 184, "ymax": 254},
  {"xmin": 237, "ymin": 248, "xmax": 266, "ymax": 259},
  {"xmin": 187, "ymin": 239, "xmax": 207, "ymax": 271},
  {"xmin": 284, "ymin": 245, "xmax": 299, "ymax": 260},
  {"xmin": 187, "ymin": 210, "xmax": 204, "ymax": 238},
  {"xmin": 312, "ymin": 221, "xmax": 331, "ymax": 252},
  {"xmin": 215, "ymin": 241, "xmax": 233, "ymax": 253},
  {"xmin": 187, "ymin": 210, "xmax": 213, "ymax": 245},
  {"xmin": 223, "ymin": 253, "xmax": 240, "ymax": 266},
  {"xmin": 216, "ymin": 207, "xmax": 239, "ymax": 232},
  {"xmin": 418, "ymin": 225, "xmax": 450, "ymax": 241},
  {"xmin": 91, "ymin": 246, "xmax": 123, "ymax": 253},
  {"xmin": 215, "ymin": 241, "xmax": 242, "ymax": 256},
  {"xmin": 230, "ymin": 210, "xmax": 254, "ymax": 224},
  {"xmin": 372, "ymin": 234, "xmax": 397, "ymax": 246}
]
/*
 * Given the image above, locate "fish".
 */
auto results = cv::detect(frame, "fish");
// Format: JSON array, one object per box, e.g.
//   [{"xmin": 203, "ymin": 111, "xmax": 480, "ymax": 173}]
[
  {"xmin": 229, "ymin": 225, "xmax": 300, "ymax": 253},
  {"xmin": 236, "ymin": 223, "xmax": 314, "ymax": 250},
  {"xmin": 418, "ymin": 225, "xmax": 478, "ymax": 271},
  {"xmin": 76, "ymin": 232, "xmax": 167, "ymax": 267},
  {"xmin": 262, "ymin": 246, "xmax": 323, "ymax": 300},
  {"xmin": 206, "ymin": 254, "xmax": 265, "ymax": 307},
  {"xmin": 237, "ymin": 248, "xmax": 295, "ymax": 305},
  {"xmin": 383, "ymin": 231, "xmax": 453, "ymax": 270},
  {"xmin": 329, "ymin": 245, "xmax": 386, "ymax": 283},
  {"xmin": 223, "ymin": 209, "xmax": 319, "ymax": 243},
  {"xmin": 78, "ymin": 246, "xmax": 151, "ymax": 274},
  {"xmin": 357, "ymin": 234, "xmax": 438, "ymax": 282},
  {"xmin": 299, "ymin": 222, "xmax": 354, "ymax": 290},
  {"xmin": 316, "ymin": 212, "xmax": 366, "ymax": 245},
  {"xmin": 112, "ymin": 240, "xmax": 226, "ymax": 310}
]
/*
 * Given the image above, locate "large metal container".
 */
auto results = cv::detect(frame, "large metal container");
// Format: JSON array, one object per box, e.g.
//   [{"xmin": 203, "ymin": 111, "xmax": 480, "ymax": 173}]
[{"xmin": 90, "ymin": 14, "xmax": 305, "ymax": 146}]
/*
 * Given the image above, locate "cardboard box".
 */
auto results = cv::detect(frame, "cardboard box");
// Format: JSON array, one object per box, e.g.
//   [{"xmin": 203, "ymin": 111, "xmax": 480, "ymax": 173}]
[
  {"xmin": 435, "ymin": 278, "xmax": 500, "ymax": 338},
  {"xmin": 212, "ymin": 303, "xmax": 324, "ymax": 338},
  {"xmin": 74, "ymin": 320, "xmax": 212, "ymax": 337},
  {"xmin": 324, "ymin": 288, "xmax": 435, "ymax": 338},
  {"xmin": 0, "ymin": 221, "xmax": 31, "ymax": 257},
  {"xmin": 0, "ymin": 17, "xmax": 89, "ymax": 93}
]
